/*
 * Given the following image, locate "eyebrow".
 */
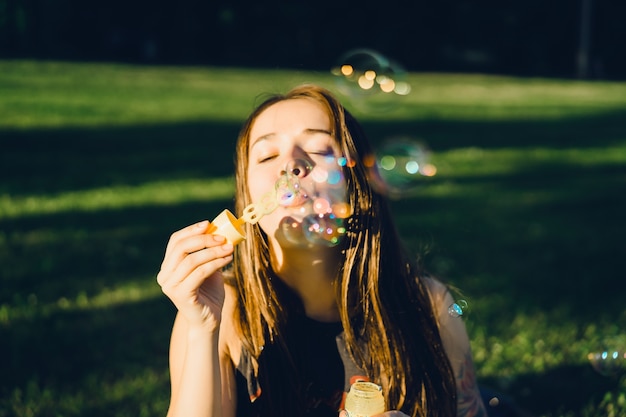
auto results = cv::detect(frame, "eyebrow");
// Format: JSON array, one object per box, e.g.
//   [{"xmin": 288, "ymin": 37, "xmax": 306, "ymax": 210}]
[{"xmin": 250, "ymin": 128, "xmax": 333, "ymax": 149}]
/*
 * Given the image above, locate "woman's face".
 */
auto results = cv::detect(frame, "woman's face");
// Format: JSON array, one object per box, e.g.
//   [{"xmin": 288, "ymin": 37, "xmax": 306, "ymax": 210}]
[{"xmin": 246, "ymin": 98, "xmax": 347, "ymax": 247}]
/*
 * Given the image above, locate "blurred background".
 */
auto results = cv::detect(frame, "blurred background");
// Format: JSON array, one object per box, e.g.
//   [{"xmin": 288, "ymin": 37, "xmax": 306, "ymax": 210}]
[
  {"xmin": 1, "ymin": 0, "xmax": 625, "ymax": 80},
  {"xmin": 1, "ymin": 1, "xmax": 626, "ymax": 417}
]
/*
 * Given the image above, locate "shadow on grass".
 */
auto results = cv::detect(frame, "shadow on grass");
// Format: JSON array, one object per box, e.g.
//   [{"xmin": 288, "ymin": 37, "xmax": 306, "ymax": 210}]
[
  {"xmin": 361, "ymin": 108, "xmax": 626, "ymax": 151},
  {"xmin": 0, "ymin": 297, "xmax": 175, "ymax": 417},
  {"xmin": 1, "ymin": 121, "xmax": 241, "ymax": 196},
  {"xmin": 482, "ymin": 364, "xmax": 623, "ymax": 417},
  {"xmin": 392, "ymin": 160, "xmax": 626, "ymax": 321},
  {"xmin": 0, "ymin": 200, "xmax": 233, "ymax": 306},
  {"xmin": 2, "ymin": 108, "xmax": 626, "ymax": 196},
  {"xmin": 1, "ymin": 109, "xmax": 625, "ymax": 415}
]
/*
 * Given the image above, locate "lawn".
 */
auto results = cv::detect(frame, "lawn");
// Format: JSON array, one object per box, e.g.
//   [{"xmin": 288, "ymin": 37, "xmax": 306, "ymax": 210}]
[{"xmin": 1, "ymin": 60, "xmax": 625, "ymax": 417}]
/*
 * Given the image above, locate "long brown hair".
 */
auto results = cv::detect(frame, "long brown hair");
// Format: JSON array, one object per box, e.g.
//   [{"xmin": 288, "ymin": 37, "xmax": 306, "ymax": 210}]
[{"xmin": 230, "ymin": 84, "xmax": 456, "ymax": 417}]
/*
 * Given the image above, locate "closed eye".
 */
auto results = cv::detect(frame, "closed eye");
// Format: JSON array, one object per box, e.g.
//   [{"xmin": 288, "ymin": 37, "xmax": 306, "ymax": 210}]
[
  {"xmin": 257, "ymin": 155, "xmax": 278, "ymax": 163},
  {"xmin": 308, "ymin": 148, "xmax": 334, "ymax": 157}
]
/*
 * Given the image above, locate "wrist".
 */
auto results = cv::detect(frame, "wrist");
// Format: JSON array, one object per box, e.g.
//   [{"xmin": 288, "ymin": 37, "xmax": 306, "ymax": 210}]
[{"xmin": 186, "ymin": 320, "xmax": 220, "ymax": 341}]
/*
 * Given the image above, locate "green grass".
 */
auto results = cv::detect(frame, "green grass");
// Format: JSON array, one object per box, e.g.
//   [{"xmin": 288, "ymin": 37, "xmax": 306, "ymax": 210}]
[{"xmin": 1, "ymin": 60, "xmax": 626, "ymax": 417}]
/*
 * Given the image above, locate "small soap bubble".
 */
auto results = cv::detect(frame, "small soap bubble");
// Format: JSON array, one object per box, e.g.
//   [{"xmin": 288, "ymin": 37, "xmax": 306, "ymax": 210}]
[
  {"xmin": 367, "ymin": 137, "xmax": 436, "ymax": 199},
  {"xmin": 447, "ymin": 300, "xmax": 469, "ymax": 318},
  {"xmin": 331, "ymin": 48, "xmax": 411, "ymax": 113},
  {"xmin": 313, "ymin": 197, "xmax": 332, "ymax": 215},
  {"xmin": 326, "ymin": 169, "xmax": 343, "ymax": 185},
  {"xmin": 310, "ymin": 156, "xmax": 346, "ymax": 189},
  {"xmin": 311, "ymin": 168, "xmax": 329, "ymax": 183},
  {"xmin": 588, "ymin": 350, "xmax": 626, "ymax": 377},
  {"xmin": 302, "ymin": 214, "xmax": 346, "ymax": 247},
  {"xmin": 331, "ymin": 202, "xmax": 353, "ymax": 219}
]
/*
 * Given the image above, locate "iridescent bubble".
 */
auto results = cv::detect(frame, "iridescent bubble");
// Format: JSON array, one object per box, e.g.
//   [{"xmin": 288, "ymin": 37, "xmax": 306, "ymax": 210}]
[
  {"xmin": 267, "ymin": 157, "xmax": 352, "ymax": 247},
  {"xmin": 331, "ymin": 202, "xmax": 353, "ymax": 219},
  {"xmin": 588, "ymin": 350, "xmax": 626, "ymax": 377},
  {"xmin": 313, "ymin": 197, "xmax": 332, "ymax": 215},
  {"xmin": 367, "ymin": 137, "xmax": 436, "ymax": 199},
  {"xmin": 275, "ymin": 174, "xmax": 303, "ymax": 207},
  {"xmin": 331, "ymin": 49, "xmax": 411, "ymax": 113},
  {"xmin": 310, "ymin": 157, "xmax": 345, "ymax": 189},
  {"xmin": 311, "ymin": 167, "xmax": 329, "ymax": 183},
  {"xmin": 326, "ymin": 169, "xmax": 343, "ymax": 185},
  {"xmin": 447, "ymin": 299, "xmax": 469, "ymax": 318},
  {"xmin": 302, "ymin": 213, "xmax": 346, "ymax": 247},
  {"xmin": 275, "ymin": 160, "xmax": 311, "ymax": 207},
  {"xmin": 279, "ymin": 217, "xmax": 305, "ymax": 246}
]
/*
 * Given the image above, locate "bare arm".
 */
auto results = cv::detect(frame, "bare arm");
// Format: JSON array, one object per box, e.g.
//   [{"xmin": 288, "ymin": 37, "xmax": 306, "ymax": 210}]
[
  {"xmin": 167, "ymin": 313, "xmax": 223, "ymax": 417},
  {"xmin": 157, "ymin": 220, "xmax": 236, "ymax": 417}
]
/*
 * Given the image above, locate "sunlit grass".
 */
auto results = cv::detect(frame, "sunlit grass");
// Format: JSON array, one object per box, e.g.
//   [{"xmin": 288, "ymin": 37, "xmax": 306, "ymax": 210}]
[
  {"xmin": 0, "ymin": 177, "xmax": 234, "ymax": 220},
  {"xmin": 0, "ymin": 60, "xmax": 334, "ymax": 128},
  {"xmin": 0, "ymin": 277, "xmax": 162, "ymax": 325},
  {"xmin": 2, "ymin": 60, "xmax": 626, "ymax": 128}
]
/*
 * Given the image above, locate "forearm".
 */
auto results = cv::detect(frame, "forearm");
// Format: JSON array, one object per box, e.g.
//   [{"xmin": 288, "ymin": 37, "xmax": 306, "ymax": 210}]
[{"xmin": 167, "ymin": 324, "xmax": 222, "ymax": 417}]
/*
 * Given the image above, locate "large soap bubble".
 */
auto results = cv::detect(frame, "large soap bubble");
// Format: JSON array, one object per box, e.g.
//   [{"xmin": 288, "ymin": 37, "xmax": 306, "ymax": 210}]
[
  {"xmin": 366, "ymin": 137, "xmax": 437, "ymax": 199},
  {"xmin": 262, "ymin": 156, "xmax": 352, "ymax": 247},
  {"xmin": 331, "ymin": 49, "xmax": 411, "ymax": 112}
]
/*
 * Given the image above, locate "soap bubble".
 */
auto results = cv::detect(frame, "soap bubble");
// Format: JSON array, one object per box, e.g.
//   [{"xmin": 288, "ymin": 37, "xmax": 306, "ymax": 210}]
[
  {"xmin": 331, "ymin": 202, "xmax": 353, "ymax": 219},
  {"xmin": 313, "ymin": 197, "xmax": 332, "ymax": 215},
  {"xmin": 447, "ymin": 300, "xmax": 469, "ymax": 318},
  {"xmin": 310, "ymin": 155, "xmax": 345, "ymax": 188},
  {"xmin": 366, "ymin": 137, "xmax": 436, "ymax": 198},
  {"xmin": 302, "ymin": 213, "xmax": 346, "ymax": 247},
  {"xmin": 275, "ymin": 173, "xmax": 305, "ymax": 207},
  {"xmin": 278, "ymin": 214, "xmax": 346, "ymax": 247},
  {"xmin": 588, "ymin": 350, "xmax": 626, "ymax": 377},
  {"xmin": 270, "ymin": 157, "xmax": 351, "ymax": 247},
  {"xmin": 331, "ymin": 49, "xmax": 411, "ymax": 113},
  {"xmin": 279, "ymin": 217, "xmax": 305, "ymax": 246}
]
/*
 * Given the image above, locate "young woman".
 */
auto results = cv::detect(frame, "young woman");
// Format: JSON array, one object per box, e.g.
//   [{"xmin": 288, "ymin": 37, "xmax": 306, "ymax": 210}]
[{"xmin": 157, "ymin": 84, "xmax": 487, "ymax": 417}]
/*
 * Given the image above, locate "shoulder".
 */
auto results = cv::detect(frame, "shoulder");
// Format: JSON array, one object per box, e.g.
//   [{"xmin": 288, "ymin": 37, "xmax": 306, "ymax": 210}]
[{"xmin": 421, "ymin": 275, "xmax": 454, "ymax": 317}]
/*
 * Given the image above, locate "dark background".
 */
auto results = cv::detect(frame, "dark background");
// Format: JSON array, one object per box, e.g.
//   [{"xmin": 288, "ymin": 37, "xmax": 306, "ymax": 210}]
[{"xmin": 1, "ymin": 0, "xmax": 624, "ymax": 80}]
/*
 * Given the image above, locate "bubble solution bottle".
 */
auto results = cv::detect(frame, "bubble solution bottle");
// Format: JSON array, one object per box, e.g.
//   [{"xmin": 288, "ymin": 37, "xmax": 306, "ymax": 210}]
[{"xmin": 344, "ymin": 381, "xmax": 386, "ymax": 417}]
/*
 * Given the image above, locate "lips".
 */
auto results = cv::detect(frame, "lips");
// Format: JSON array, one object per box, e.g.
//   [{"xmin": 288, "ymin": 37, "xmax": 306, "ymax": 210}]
[{"xmin": 276, "ymin": 185, "xmax": 309, "ymax": 208}]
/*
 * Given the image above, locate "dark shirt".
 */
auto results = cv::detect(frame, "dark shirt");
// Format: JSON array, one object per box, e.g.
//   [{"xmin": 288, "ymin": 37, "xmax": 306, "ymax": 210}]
[{"xmin": 236, "ymin": 314, "xmax": 368, "ymax": 417}]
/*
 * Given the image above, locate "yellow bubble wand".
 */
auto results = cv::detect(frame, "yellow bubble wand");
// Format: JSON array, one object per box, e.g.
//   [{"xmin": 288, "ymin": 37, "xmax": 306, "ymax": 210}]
[{"xmin": 206, "ymin": 190, "xmax": 279, "ymax": 245}]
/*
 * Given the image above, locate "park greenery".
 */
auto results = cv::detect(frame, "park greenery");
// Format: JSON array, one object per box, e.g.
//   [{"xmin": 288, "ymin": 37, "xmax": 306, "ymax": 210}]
[{"xmin": 1, "ymin": 60, "xmax": 625, "ymax": 416}]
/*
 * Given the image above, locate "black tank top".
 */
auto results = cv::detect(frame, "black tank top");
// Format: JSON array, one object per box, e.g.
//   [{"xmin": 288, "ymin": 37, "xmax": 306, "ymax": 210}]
[{"xmin": 236, "ymin": 314, "xmax": 369, "ymax": 417}]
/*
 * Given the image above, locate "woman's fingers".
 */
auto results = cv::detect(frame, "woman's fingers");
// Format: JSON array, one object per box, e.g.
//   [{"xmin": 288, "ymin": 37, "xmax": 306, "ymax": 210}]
[
  {"xmin": 156, "ymin": 221, "xmax": 235, "ymax": 328},
  {"xmin": 158, "ymin": 240, "xmax": 233, "ymax": 286},
  {"xmin": 163, "ymin": 245, "xmax": 233, "ymax": 293},
  {"xmin": 160, "ymin": 229, "xmax": 226, "ymax": 276}
]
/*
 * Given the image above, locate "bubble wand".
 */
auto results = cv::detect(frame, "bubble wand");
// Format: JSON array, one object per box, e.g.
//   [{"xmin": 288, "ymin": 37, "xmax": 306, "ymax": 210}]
[{"xmin": 206, "ymin": 190, "xmax": 279, "ymax": 245}]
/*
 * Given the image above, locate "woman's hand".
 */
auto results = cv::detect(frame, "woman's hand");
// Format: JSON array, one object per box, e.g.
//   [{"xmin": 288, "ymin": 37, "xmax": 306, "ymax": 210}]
[{"xmin": 157, "ymin": 220, "xmax": 234, "ymax": 331}]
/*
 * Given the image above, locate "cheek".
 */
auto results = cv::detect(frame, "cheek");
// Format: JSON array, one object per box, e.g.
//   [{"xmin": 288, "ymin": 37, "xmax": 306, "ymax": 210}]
[{"xmin": 246, "ymin": 170, "xmax": 275, "ymax": 204}]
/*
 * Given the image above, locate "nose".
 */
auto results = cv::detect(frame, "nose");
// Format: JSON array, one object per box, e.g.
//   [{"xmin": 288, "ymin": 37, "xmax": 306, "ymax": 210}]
[{"xmin": 281, "ymin": 158, "xmax": 313, "ymax": 179}]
